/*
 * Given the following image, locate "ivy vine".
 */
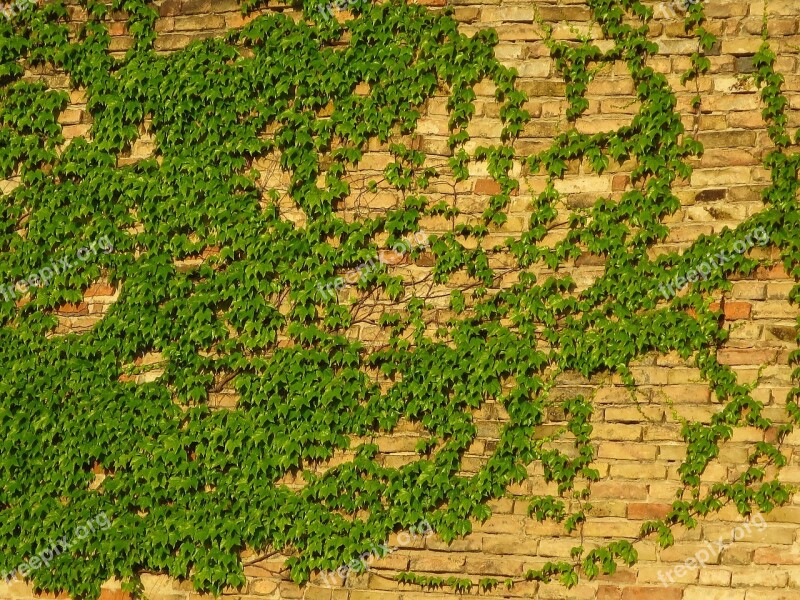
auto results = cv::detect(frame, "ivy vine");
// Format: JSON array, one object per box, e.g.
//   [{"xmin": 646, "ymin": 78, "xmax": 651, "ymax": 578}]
[{"xmin": 0, "ymin": 0, "xmax": 797, "ymax": 597}]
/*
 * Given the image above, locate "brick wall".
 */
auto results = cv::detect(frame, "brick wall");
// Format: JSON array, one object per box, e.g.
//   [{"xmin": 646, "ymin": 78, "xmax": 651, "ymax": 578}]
[{"xmin": 2, "ymin": 0, "xmax": 800, "ymax": 599}]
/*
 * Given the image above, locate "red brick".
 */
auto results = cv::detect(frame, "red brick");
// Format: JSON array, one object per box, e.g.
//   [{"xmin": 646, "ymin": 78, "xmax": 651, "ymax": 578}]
[
  {"xmin": 755, "ymin": 264, "xmax": 789, "ymax": 279},
  {"xmin": 709, "ymin": 301, "xmax": 752, "ymax": 320},
  {"xmin": 622, "ymin": 587, "xmax": 682, "ymax": 600},
  {"xmin": 474, "ymin": 178, "xmax": 502, "ymax": 195},
  {"xmin": 753, "ymin": 546, "xmax": 800, "ymax": 565},
  {"xmin": 99, "ymin": 591, "xmax": 132, "ymax": 600},
  {"xmin": 599, "ymin": 585, "xmax": 623, "ymax": 600},
  {"xmin": 626, "ymin": 502, "xmax": 672, "ymax": 520},
  {"xmin": 597, "ymin": 569, "xmax": 637, "ymax": 584},
  {"xmin": 57, "ymin": 302, "xmax": 89, "ymax": 316},
  {"xmin": 722, "ymin": 301, "xmax": 752, "ymax": 320},
  {"xmin": 612, "ymin": 174, "xmax": 629, "ymax": 191},
  {"xmin": 378, "ymin": 249, "xmax": 409, "ymax": 266},
  {"xmin": 85, "ymin": 283, "xmax": 116, "ymax": 297}
]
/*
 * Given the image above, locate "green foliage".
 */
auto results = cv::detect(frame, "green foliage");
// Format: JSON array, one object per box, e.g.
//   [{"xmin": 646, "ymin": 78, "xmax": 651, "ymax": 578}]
[{"xmin": 0, "ymin": 0, "xmax": 797, "ymax": 597}]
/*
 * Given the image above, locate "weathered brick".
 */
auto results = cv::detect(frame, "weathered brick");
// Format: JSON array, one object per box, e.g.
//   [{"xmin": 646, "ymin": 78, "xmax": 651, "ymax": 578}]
[
  {"xmin": 627, "ymin": 503, "xmax": 672, "ymax": 520},
  {"xmin": 596, "ymin": 443, "xmax": 658, "ymax": 461},
  {"xmin": 85, "ymin": 283, "xmax": 117, "ymax": 297},
  {"xmin": 621, "ymin": 587, "xmax": 682, "ymax": 600},
  {"xmin": 717, "ymin": 348, "xmax": 779, "ymax": 365},
  {"xmin": 99, "ymin": 592, "xmax": 133, "ymax": 600},
  {"xmin": 598, "ymin": 585, "xmax": 623, "ymax": 600},
  {"xmin": 57, "ymin": 302, "xmax": 89, "ymax": 316},
  {"xmin": 730, "ymin": 567, "xmax": 788, "ymax": 587},
  {"xmin": 481, "ymin": 534, "xmax": 538, "ymax": 555},
  {"xmin": 683, "ymin": 587, "xmax": 745, "ymax": 600}
]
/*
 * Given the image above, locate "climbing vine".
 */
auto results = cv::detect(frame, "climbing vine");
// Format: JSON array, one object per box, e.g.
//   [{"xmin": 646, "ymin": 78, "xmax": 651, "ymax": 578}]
[{"xmin": 0, "ymin": 0, "xmax": 797, "ymax": 597}]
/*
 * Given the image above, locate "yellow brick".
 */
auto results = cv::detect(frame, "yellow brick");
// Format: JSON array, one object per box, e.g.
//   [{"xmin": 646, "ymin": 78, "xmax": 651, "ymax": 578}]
[
  {"xmin": 683, "ymin": 587, "xmax": 745, "ymax": 600},
  {"xmin": 730, "ymin": 567, "xmax": 789, "ymax": 587}
]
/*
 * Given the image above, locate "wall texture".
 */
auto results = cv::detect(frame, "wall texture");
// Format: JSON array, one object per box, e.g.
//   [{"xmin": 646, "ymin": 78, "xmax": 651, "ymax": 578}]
[{"xmin": 1, "ymin": 0, "xmax": 800, "ymax": 599}]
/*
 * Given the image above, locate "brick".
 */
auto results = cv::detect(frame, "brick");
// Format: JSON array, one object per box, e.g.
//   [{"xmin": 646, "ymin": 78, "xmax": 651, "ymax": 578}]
[
  {"xmin": 351, "ymin": 592, "xmax": 401, "ymax": 600},
  {"xmin": 99, "ymin": 592, "xmax": 133, "ymax": 600},
  {"xmin": 158, "ymin": 0, "xmax": 181, "ymax": 16},
  {"xmin": 474, "ymin": 178, "xmax": 502, "ymax": 195},
  {"xmin": 517, "ymin": 80, "xmax": 568, "ymax": 97},
  {"xmin": 690, "ymin": 167, "xmax": 751, "ymax": 187},
  {"xmin": 181, "ymin": 0, "xmax": 212, "ymax": 14},
  {"xmin": 582, "ymin": 519, "xmax": 643, "ymax": 538},
  {"xmin": 474, "ymin": 516, "xmax": 524, "ymax": 534},
  {"xmin": 598, "ymin": 585, "xmax": 622, "ymax": 600},
  {"xmin": 33, "ymin": 592, "xmax": 70, "ymax": 600},
  {"xmin": 154, "ymin": 34, "xmax": 195, "ymax": 51},
  {"xmin": 730, "ymin": 567, "xmax": 788, "ymax": 587},
  {"xmin": 610, "ymin": 463, "xmax": 668, "ymax": 479},
  {"xmin": 481, "ymin": 6, "xmax": 534, "ymax": 22},
  {"xmin": 755, "ymin": 264, "xmax": 789, "ymax": 279},
  {"xmin": 744, "ymin": 590, "xmax": 798, "ymax": 600},
  {"xmin": 464, "ymin": 556, "xmax": 525, "ymax": 576},
  {"xmin": 721, "ymin": 39, "xmax": 765, "ymax": 56},
  {"xmin": 627, "ymin": 503, "xmax": 672, "ymax": 520},
  {"xmin": 721, "ymin": 545, "xmax": 755, "ymax": 565},
  {"xmin": 174, "ymin": 15, "xmax": 225, "ymax": 30},
  {"xmin": 753, "ymin": 546, "xmax": 800, "ymax": 565},
  {"xmin": 85, "ymin": 283, "xmax": 117, "ymax": 297},
  {"xmin": 408, "ymin": 555, "xmax": 466, "ymax": 572},
  {"xmin": 708, "ymin": 300, "xmax": 751, "ymax": 320},
  {"xmin": 597, "ymin": 443, "xmax": 658, "ymax": 460},
  {"xmin": 732, "ymin": 282, "xmax": 767, "ymax": 300},
  {"xmin": 62, "ymin": 124, "xmax": 92, "ymax": 138},
  {"xmin": 481, "ymin": 534, "xmax": 538, "ymax": 555},
  {"xmin": 250, "ymin": 579, "xmax": 280, "ymax": 594},
  {"xmin": 538, "ymin": 6, "xmax": 592, "ymax": 20},
  {"xmin": 538, "ymin": 582, "xmax": 596, "ymax": 599},
  {"xmin": 537, "ymin": 538, "xmax": 580, "ymax": 557},
  {"xmin": 659, "ymin": 542, "xmax": 721, "ymax": 563},
  {"xmin": 302, "ymin": 586, "xmax": 332, "ymax": 600},
  {"xmin": 605, "ymin": 406, "xmax": 664, "ymax": 422},
  {"xmin": 697, "ymin": 130, "xmax": 758, "ymax": 148},
  {"xmin": 717, "ymin": 348, "xmax": 778, "ymax": 365},
  {"xmin": 683, "ymin": 587, "xmax": 745, "ymax": 600},
  {"xmin": 57, "ymin": 302, "xmax": 89, "ymax": 316},
  {"xmin": 621, "ymin": 587, "xmax": 682, "ymax": 600},
  {"xmin": 592, "ymin": 423, "xmax": 643, "ymax": 441},
  {"xmin": 496, "ymin": 24, "xmax": 541, "ymax": 41},
  {"xmin": 612, "ymin": 174, "xmax": 630, "ymax": 191},
  {"xmin": 698, "ymin": 568, "xmax": 732, "ymax": 585}
]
